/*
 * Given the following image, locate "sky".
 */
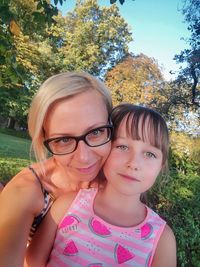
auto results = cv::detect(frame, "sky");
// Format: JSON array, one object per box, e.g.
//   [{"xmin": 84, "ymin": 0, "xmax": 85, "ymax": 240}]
[{"xmin": 57, "ymin": 0, "xmax": 191, "ymax": 81}]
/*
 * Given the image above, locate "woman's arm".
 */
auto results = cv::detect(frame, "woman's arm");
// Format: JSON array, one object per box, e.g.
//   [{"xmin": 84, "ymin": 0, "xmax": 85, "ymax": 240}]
[
  {"xmin": 25, "ymin": 192, "xmax": 77, "ymax": 267},
  {"xmin": 151, "ymin": 224, "xmax": 177, "ymax": 267},
  {"xmin": 0, "ymin": 169, "xmax": 45, "ymax": 267}
]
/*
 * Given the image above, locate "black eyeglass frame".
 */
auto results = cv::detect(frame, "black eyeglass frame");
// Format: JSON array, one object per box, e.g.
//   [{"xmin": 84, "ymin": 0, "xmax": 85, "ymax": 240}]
[{"xmin": 43, "ymin": 125, "xmax": 113, "ymax": 155}]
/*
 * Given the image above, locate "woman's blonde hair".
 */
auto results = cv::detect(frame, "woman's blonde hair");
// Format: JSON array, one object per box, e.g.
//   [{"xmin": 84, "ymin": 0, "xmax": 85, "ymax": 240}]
[{"xmin": 28, "ymin": 71, "xmax": 113, "ymax": 162}]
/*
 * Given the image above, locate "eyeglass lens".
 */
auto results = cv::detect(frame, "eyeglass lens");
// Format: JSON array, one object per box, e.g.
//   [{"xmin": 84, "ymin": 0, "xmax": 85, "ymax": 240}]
[{"xmin": 45, "ymin": 126, "xmax": 112, "ymax": 155}]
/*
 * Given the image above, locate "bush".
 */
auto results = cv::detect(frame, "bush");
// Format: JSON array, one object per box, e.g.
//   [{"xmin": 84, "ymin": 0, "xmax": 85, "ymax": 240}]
[
  {"xmin": 0, "ymin": 128, "xmax": 30, "ymax": 140},
  {"xmin": 147, "ymin": 133, "xmax": 200, "ymax": 266},
  {"xmin": 170, "ymin": 132, "xmax": 200, "ymax": 174},
  {"xmin": 148, "ymin": 169, "xmax": 200, "ymax": 266},
  {"xmin": 0, "ymin": 158, "xmax": 31, "ymax": 184}
]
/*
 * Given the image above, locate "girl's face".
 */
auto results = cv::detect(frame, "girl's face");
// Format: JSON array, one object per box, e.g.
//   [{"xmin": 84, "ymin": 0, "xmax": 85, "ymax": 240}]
[
  {"xmin": 44, "ymin": 90, "xmax": 111, "ymax": 184},
  {"xmin": 103, "ymin": 116, "xmax": 163, "ymax": 196}
]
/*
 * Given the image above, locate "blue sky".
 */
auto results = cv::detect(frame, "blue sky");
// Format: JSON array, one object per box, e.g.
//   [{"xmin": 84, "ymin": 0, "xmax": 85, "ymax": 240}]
[{"xmin": 57, "ymin": 0, "xmax": 190, "ymax": 81}]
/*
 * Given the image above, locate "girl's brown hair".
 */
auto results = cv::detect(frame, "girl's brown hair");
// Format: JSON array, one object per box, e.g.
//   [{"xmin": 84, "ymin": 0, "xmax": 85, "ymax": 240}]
[{"xmin": 111, "ymin": 103, "xmax": 169, "ymax": 171}]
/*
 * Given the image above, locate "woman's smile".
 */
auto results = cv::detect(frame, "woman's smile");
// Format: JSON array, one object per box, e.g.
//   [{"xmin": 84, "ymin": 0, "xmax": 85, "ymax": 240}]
[{"xmin": 76, "ymin": 162, "xmax": 99, "ymax": 174}]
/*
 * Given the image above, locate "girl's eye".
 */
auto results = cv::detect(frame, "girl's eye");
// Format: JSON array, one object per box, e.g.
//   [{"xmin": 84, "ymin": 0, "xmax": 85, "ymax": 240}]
[
  {"xmin": 116, "ymin": 145, "xmax": 129, "ymax": 151},
  {"xmin": 144, "ymin": 151, "xmax": 156, "ymax": 158}
]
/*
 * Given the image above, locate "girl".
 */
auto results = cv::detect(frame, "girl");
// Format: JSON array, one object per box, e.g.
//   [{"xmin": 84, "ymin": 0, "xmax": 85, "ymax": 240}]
[{"xmin": 25, "ymin": 103, "xmax": 176, "ymax": 267}]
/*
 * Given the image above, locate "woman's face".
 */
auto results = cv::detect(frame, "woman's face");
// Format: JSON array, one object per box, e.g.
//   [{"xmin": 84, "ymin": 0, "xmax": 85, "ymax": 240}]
[{"xmin": 44, "ymin": 90, "xmax": 111, "ymax": 183}]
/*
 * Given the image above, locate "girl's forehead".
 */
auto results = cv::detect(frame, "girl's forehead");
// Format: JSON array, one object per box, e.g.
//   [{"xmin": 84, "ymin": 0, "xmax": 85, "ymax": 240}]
[{"xmin": 116, "ymin": 114, "xmax": 154, "ymax": 142}]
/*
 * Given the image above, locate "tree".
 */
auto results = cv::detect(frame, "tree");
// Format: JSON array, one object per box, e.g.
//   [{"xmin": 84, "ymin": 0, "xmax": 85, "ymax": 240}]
[
  {"xmin": 105, "ymin": 53, "xmax": 165, "ymax": 107},
  {"xmin": 0, "ymin": 0, "xmax": 133, "ymax": 128},
  {"xmin": 174, "ymin": 0, "xmax": 200, "ymax": 106},
  {"xmin": 0, "ymin": 0, "xmax": 130, "ymax": 87},
  {"xmin": 0, "ymin": 0, "xmax": 65, "ymax": 128},
  {"xmin": 0, "ymin": 0, "xmax": 60, "ymax": 87},
  {"xmin": 58, "ymin": 0, "xmax": 132, "ymax": 76}
]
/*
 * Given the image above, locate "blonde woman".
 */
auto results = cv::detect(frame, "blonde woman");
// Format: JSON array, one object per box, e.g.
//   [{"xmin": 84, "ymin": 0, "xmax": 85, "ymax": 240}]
[{"xmin": 0, "ymin": 71, "xmax": 113, "ymax": 267}]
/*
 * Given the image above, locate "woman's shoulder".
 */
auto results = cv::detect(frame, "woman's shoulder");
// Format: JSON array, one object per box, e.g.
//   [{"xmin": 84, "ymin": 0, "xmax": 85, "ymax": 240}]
[{"xmin": 1, "ymin": 166, "xmax": 45, "ymax": 215}]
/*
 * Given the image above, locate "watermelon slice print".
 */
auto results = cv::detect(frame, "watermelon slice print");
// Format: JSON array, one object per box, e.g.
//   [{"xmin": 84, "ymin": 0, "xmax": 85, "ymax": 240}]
[
  {"xmin": 88, "ymin": 217, "xmax": 111, "ymax": 237},
  {"xmin": 141, "ymin": 223, "xmax": 153, "ymax": 240},
  {"xmin": 59, "ymin": 214, "xmax": 80, "ymax": 229},
  {"xmin": 63, "ymin": 240, "xmax": 78, "ymax": 256},
  {"xmin": 114, "ymin": 243, "xmax": 134, "ymax": 264}
]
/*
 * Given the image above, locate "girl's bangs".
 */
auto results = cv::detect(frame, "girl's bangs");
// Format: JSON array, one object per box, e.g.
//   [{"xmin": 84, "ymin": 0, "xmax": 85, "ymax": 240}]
[{"xmin": 125, "ymin": 112, "xmax": 164, "ymax": 151}]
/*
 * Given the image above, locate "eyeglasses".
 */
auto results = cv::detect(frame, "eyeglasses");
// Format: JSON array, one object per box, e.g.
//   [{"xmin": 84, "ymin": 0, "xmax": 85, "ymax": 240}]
[{"xmin": 43, "ymin": 125, "xmax": 113, "ymax": 155}]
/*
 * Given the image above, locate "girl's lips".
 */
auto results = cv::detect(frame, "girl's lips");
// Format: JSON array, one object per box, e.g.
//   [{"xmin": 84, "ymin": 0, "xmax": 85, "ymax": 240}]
[
  {"xmin": 76, "ymin": 162, "xmax": 98, "ymax": 174},
  {"xmin": 119, "ymin": 173, "xmax": 140, "ymax": 182}
]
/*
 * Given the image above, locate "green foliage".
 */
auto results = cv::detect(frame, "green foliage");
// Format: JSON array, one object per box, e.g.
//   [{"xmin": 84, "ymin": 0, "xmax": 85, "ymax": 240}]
[
  {"xmin": 1, "ymin": 0, "xmax": 133, "ymax": 127},
  {"xmin": 0, "ymin": 0, "xmax": 64, "ymax": 128},
  {"xmin": 0, "ymin": 0, "xmax": 60, "ymax": 88},
  {"xmin": 0, "ymin": 132, "xmax": 33, "ymax": 183},
  {"xmin": 148, "ymin": 132, "xmax": 200, "ymax": 266},
  {"xmin": 174, "ymin": 0, "xmax": 200, "ymax": 105},
  {"xmin": 0, "ymin": 128, "xmax": 30, "ymax": 139},
  {"xmin": 150, "ymin": 171, "xmax": 200, "ymax": 266},
  {"xmin": 105, "ymin": 54, "xmax": 164, "ymax": 107},
  {"xmin": 170, "ymin": 132, "xmax": 200, "ymax": 174},
  {"xmin": 0, "ymin": 158, "xmax": 30, "ymax": 183},
  {"xmin": 60, "ymin": 0, "xmax": 132, "ymax": 76}
]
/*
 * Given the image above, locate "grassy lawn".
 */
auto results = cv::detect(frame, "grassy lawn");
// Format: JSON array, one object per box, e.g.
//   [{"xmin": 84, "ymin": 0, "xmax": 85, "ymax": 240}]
[
  {"xmin": 0, "ymin": 132, "xmax": 31, "ymax": 159},
  {"xmin": 0, "ymin": 133, "xmax": 33, "ymax": 183}
]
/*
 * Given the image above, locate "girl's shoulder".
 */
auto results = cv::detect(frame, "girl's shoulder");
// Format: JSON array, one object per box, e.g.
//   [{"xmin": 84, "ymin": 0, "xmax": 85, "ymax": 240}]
[
  {"xmin": 151, "ymin": 224, "xmax": 176, "ymax": 267},
  {"xmin": 49, "ymin": 191, "xmax": 78, "ymax": 225}
]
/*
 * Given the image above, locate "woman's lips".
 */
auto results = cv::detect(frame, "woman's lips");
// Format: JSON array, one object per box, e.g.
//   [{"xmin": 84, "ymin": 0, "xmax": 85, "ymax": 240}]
[
  {"xmin": 119, "ymin": 173, "xmax": 140, "ymax": 182},
  {"xmin": 76, "ymin": 162, "xmax": 98, "ymax": 174}
]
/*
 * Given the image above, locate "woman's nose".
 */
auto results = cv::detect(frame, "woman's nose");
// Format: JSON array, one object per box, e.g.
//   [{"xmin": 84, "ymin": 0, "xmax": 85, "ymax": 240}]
[{"xmin": 74, "ymin": 140, "xmax": 91, "ymax": 162}]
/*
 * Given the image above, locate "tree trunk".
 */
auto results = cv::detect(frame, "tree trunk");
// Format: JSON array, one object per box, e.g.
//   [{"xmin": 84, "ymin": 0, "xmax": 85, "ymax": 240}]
[{"xmin": 7, "ymin": 117, "xmax": 16, "ymax": 129}]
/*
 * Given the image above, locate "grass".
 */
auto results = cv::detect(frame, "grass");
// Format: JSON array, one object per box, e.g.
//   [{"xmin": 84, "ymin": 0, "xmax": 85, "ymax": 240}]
[
  {"xmin": 0, "ymin": 133, "xmax": 33, "ymax": 183},
  {"xmin": 0, "ymin": 132, "xmax": 31, "ymax": 159}
]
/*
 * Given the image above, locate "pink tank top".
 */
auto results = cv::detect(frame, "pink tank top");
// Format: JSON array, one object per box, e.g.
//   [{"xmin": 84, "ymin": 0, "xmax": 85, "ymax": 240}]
[{"xmin": 47, "ymin": 188, "xmax": 166, "ymax": 267}]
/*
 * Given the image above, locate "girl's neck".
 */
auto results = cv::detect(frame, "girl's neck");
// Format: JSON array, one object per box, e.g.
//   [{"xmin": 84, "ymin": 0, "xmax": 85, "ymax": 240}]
[{"xmin": 94, "ymin": 185, "xmax": 147, "ymax": 227}]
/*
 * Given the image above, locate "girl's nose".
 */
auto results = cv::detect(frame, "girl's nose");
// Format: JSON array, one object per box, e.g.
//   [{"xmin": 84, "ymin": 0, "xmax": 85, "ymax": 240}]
[{"xmin": 126, "ymin": 154, "xmax": 141, "ymax": 171}]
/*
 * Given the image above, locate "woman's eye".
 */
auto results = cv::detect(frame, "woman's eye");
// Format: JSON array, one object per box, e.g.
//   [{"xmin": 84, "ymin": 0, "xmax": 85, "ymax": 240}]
[
  {"xmin": 55, "ymin": 137, "xmax": 71, "ymax": 144},
  {"xmin": 116, "ymin": 145, "xmax": 129, "ymax": 151},
  {"xmin": 145, "ymin": 151, "xmax": 156, "ymax": 158},
  {"xmin": 91, "ymin": 129, "xmax": 102, "ymax": 136},
  {"xmin": 88, "ymin": 128, "xmax": 105, "ymax": 139}
]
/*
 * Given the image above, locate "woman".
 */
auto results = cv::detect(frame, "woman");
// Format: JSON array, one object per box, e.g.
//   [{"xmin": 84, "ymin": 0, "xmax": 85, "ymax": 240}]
[{"xmin": 0, "ymin": 71, "xmax": 113, "ymax": 267}]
